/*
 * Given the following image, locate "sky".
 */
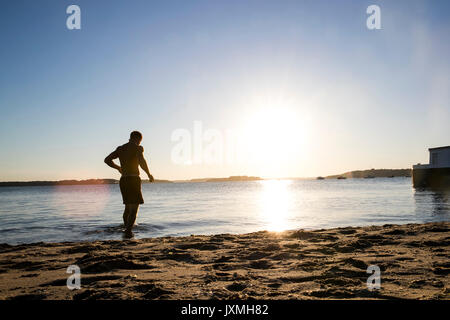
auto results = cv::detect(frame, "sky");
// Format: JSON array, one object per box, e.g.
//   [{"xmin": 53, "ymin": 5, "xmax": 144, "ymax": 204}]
[{"xmin": 0, "ymin": 0, "xmax": 449, "ymax": 181}]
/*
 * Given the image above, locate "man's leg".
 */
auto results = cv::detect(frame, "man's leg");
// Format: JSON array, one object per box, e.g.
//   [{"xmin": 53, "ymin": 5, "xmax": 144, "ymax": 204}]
[
  {"xmin": 125, "ymin": 204, "xmax": 139, "ymax": 232},
  {"xmin": 123, "ymin": 205, "xmax": 130, "ymax": 227}
]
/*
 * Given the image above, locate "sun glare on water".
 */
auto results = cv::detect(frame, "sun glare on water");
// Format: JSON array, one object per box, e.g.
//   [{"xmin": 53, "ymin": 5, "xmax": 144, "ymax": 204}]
[{"xmin": 258, "ymin": 179, "xmax": 293, "ymax": 232}]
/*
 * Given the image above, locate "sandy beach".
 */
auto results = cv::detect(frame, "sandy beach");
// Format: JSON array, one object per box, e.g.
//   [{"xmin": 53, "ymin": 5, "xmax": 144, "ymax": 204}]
[{"xmin": 0, "ymin": 222, "xmax": 448, "ymax": 300}]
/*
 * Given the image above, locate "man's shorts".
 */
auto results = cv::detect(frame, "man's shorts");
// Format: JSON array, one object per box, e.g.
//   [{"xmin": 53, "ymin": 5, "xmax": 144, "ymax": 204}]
[{"xmin": 119, "ymin": 176, "xmax": 144, "ymax": 204}]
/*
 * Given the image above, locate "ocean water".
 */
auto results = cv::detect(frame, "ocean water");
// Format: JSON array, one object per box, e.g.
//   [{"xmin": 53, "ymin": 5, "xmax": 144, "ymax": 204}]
[{"xmin": 0, "ymin": 178, "xmax": 448, "ymax": 244}]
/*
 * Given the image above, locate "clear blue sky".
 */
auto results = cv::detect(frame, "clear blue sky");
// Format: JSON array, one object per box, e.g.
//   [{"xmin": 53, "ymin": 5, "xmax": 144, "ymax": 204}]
[{"xmin": 1, "ymin": 0, "xmax": 449, "ymax": 181}]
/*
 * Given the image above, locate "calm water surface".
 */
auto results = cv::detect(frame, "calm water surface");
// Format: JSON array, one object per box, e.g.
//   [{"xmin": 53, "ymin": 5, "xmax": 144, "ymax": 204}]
[{"xmin": 0, "ymin": 178, "xmax": 449, "ymax": 244}]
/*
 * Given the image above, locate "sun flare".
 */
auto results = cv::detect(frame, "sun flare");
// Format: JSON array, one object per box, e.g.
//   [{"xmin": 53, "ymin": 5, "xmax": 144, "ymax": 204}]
[{"xmin": 240, "ymin": 107, "xmax": 308, "ymax": 171}]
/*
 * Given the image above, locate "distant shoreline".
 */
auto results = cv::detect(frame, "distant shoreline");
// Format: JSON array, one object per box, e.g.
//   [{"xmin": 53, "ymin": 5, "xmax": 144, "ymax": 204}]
[
  {"xmin": 0, "ymin": 169, "xmax": 412, "ymax": 187},
  {"xmin": 325, "ymin": 168, "xmax": 412, "ymax": 179},
  {"xmin": 0, "ymin": 179, "xmax": 172, "ymax": 187}
]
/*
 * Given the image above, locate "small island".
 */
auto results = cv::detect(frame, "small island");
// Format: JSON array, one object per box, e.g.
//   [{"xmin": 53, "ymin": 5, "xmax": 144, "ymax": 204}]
[{"xmin": 325, "ymin": 168, "xmax": 411, "ymax": 179}]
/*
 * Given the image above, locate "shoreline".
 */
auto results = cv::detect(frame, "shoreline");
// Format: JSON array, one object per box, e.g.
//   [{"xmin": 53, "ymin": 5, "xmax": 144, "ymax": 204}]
[
  {"xmin": 0, "ymin": 222, "xmax": 448, "ymax": 300},
  {"xmin": 0, "ymin": 172, "xmax": 413, "ymax": 187}
]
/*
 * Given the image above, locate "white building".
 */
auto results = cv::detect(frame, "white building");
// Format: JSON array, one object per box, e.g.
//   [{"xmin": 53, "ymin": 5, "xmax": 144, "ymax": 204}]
[
  {"xmin": 412, "ymin": 146, "xmax": 450, "ymax": 188},
  {"xmin": 413, "ymin": 146, "xmax": 450, "ymax": 169}
]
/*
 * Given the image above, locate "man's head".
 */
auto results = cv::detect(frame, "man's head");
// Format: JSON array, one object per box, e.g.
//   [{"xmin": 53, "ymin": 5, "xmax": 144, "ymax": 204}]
[{"xmin": 129, "ymin": 131, "xmax": 143, "ymax": 145}]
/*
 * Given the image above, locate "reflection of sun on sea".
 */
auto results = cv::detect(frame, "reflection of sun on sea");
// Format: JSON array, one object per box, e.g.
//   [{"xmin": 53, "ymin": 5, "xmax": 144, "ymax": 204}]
[{"xmin": 258, "ymin": 180, "xmax": 292, "ymax": 232}]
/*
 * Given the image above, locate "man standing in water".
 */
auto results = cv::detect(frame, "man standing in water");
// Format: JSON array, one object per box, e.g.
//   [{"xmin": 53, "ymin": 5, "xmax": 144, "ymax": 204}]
[{"xmin": 104, "ymin": 131, "xmax": 154, "ymax": 238}]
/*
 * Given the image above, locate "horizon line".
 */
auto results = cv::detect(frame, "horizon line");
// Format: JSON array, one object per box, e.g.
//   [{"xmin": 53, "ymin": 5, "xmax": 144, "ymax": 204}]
[{"xmin": 0, "ymin": 167, "xmax": 413, "ymax": 183}]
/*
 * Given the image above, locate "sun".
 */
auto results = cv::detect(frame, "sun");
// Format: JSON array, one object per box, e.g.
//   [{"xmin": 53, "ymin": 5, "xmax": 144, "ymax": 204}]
[{"xmin": 240, "ymin": 107, "xmax": 307, "ymax": 170}]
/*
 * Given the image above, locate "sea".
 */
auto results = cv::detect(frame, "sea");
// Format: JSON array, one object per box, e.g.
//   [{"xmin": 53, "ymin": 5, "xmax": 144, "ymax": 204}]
[{"xmin": 0, "ymin": 177, "xmax": 448, "ymax": 244}]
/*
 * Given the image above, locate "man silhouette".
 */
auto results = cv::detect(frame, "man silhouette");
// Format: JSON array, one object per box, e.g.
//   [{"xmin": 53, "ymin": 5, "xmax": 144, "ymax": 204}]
[{"xmin": 104, "ymin": 131, "xmax": 154, "ymax": 238}]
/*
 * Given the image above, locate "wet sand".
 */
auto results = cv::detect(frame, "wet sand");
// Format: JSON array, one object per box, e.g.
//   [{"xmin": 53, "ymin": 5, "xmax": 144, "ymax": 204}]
[{"xmin": 0, "ymin": 222, "xmax": 448, "ymax": 300}]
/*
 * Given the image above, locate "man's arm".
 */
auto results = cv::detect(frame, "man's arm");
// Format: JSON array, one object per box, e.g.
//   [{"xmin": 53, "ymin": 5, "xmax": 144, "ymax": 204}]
[
  {"xmin": 104, "ymin": 150, "xmax": 122, "ymax": 174},
  {"xmin": 138, "ymin": 150, "xmax": 154, "ymax": 182}
]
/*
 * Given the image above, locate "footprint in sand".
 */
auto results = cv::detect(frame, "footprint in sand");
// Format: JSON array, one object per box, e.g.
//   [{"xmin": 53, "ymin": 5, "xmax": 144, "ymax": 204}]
[
  {"xmin": 247, "ymin": 259, "xmax": 273, "ymax": 269},
  {"xmin": 226, "ymin": 282, "xmax": 248, "ymax": 292},
  {"xmin": 75, "ymin": 254, "xmax": 155, "ymax": 273}
]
